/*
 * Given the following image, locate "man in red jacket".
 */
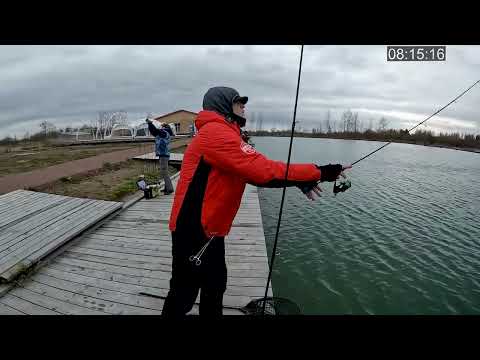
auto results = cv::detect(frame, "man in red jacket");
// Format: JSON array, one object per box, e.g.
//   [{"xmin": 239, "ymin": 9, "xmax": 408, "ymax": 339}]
[{"xmin": 161, "ymin": 86, "xmax": 351, "ymax": 316}]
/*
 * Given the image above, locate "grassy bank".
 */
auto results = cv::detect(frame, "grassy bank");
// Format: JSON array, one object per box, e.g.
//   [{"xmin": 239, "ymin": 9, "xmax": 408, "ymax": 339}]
[
  {"xmin": 33, "ymin": 145, "xmax": 187, "ymax": 201},
  {"xmin": 0, "ymin": 141, "xmax": 149, "ymax": 176}
]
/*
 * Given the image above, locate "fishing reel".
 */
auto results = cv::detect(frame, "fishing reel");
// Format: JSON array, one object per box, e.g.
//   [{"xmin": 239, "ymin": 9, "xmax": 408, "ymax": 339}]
[{"xmin": 333, "ymin": 178, "xmax": 351, "ymax": 195}]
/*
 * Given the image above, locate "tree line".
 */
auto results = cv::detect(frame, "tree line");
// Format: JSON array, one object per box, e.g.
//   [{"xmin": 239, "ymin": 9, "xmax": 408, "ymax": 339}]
[
  {"xmin": 0, "ymin": 111, "xmax": 131, "ymax": 145},
  {"xmin": 248, "ymin": 110, "xmax": 480, "ymax": 150}
]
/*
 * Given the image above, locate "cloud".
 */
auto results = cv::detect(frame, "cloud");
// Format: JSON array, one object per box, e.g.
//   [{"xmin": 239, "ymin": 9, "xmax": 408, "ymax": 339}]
[{"xmin": 0, "ymin": 45, "xmax": 479, "ymax": 139}]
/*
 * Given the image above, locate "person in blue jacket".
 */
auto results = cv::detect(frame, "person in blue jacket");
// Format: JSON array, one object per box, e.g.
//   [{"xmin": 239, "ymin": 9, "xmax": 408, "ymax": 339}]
[{"xmin": 146, "ymin": 119, "xmax": 174, "ymax": 195}]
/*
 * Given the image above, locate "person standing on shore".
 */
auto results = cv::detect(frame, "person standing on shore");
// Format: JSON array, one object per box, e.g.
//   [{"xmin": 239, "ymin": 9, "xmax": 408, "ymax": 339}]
[{"xmin": 146, "ymin": 118, "xmax": 174, "ymax": 195}]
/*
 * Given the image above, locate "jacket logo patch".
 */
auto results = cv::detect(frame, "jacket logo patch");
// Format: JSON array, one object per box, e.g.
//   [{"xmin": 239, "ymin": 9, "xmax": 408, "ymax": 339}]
[{"xmin": 240, "ymin": 141, "xmax": 256, "ymax": 155}]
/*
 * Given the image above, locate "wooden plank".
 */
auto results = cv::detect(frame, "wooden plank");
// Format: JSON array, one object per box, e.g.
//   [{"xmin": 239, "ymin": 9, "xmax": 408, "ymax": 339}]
[
  {"xmin": 53, "ymin": 256, "xmax": 172, "ymax": 280},
  {"xmin": 0, "ymin": 201, "xmax": 100, "ymax": 266},
  {"xmin": 223, "ymin": 262, "xmax": 269, "ymax": 270},
  {"xmin": 7, "ymin": 286, "xmax": 106, "ymax": 315},
  {"xmin": 66, "ymin": 246, "xmax": 172, "ymax": 264},
  {"xmin": 73, "ymin": 242, "xmax": 170, "ymax": 257},
  {"xmin": 0, "ymin": 189, "xmax": 24, "ymax": 201},
  {"xmin": 0, "ymin": 196, "xmax": 70, "ymax": 229},
  {"xmin": 0, "ymin": 200, "xmax": 107, "ymax": 262},
  {"xmin": 20, "ymin": 280, "xmax": 161, "ymax": 315},
  {"xmin": 24, "ymin": 202, "xmax": 122, "ymax": 264},
  {"xmin": 0, "ymin": 196, "xmax": 40, "ymax": 217},
  {"xmin": 0, "ymin": 282, "xmax": 15, "ymax": 297},
  {"xmin": 0, "ymin": 198, "xmax": 89, "ymax": 249},
  {"xmin": 92, "ymin": 230, "xmax": 170, "ymax": 241},
  {"xmin": 63, "ymin": 250, "xmax": 172, "ymax": 271},
  {"xmin": 31, "ymin": 273, "xmax": 166, "ymax": 312},
  {"xmin": 0, "ymin": 191, "xmax": 48, "ymax": 213},
  {"xmin": 0, "ymin": 301, "xmax": 25, "ymax": 315},
  {"xmin": 82, "ymin": 237, "xmax": 172, "ymax": 251},
  {"xmin": 0, "ymin": 293, "xmax": 60, "ymax": 315},
  {"xmin": 0, "ymin": 192, "xmax": 70, "ymax": 223},
  {"xmin": 40, "ymin": 267, "xmax": 168, "ymax": 300},
  {"xmin": 49, "ymin": 262, "xmax": 171, "ymax": 289},
  {"xmin": 0, "ymin": 201, "xmax": 122, "ymax": 281},
  {"xmin": 228, "ymin": 269, "xmax": 269, "ymax": 278}
]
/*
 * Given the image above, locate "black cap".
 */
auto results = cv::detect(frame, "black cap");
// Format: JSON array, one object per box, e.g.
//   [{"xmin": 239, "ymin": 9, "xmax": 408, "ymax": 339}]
[{"xmin": 232, "ymin": 94, "xmax": 249, "ymax": 105}]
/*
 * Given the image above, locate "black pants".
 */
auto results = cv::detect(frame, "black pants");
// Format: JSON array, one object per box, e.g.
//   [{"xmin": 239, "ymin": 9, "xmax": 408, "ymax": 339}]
[{"xmin": 162, "ymin": 230, "xmax": 227, "ymax": 317}]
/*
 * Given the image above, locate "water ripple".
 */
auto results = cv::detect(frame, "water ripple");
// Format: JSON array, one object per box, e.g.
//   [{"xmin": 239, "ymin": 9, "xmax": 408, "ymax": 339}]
[{"xmin": 256, "ymin": 137, "xmax": 480, "ymax": 314}]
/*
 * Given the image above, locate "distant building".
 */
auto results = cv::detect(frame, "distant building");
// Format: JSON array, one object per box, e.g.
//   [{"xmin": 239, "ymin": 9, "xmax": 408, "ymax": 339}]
[
  {"xmin": 103, "ymin": 109, "xmax": 198, "ymax": 140},
  {"xmin": 154, "ymin": 110, "xmax": 197, "ymax": 135}
]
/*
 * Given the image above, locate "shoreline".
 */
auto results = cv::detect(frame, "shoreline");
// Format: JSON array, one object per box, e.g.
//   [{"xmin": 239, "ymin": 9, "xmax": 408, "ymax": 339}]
[{"xmin": 250, "ymin": 134, "xmax": 480, "ymax": 155}]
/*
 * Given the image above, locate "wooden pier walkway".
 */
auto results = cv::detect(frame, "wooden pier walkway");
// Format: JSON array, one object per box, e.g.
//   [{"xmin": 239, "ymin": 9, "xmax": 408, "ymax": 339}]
[{"xmin": 0, "ymin": 173, "xmax": 272, "ymax": 315}]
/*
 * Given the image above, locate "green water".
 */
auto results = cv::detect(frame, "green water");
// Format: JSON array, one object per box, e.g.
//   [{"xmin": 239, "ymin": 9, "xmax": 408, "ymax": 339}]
[{"xmin": 253, "ymin": 136, "xmax": 480, "ymax": 315}]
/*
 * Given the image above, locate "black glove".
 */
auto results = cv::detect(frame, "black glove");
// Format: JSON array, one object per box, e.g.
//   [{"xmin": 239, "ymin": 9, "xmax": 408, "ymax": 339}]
[
  {"xmin": 317, "ymin": 164, "xmax": 343, "ymax": 182},
  {"xmin": 296, "ymin": 180, "xmax": 318, "ymax": 195}
]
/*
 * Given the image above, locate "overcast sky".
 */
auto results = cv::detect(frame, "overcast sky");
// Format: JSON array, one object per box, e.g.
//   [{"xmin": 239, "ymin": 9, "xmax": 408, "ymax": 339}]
[{"xmin": 0, "ymin": 45, "xmax": 479, "ymax": 139}]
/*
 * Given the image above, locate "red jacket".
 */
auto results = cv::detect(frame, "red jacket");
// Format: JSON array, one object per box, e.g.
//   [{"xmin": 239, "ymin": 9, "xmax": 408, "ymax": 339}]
[{"xmin": 169, "ymin": 110, "xmax": 321, "ymax": 237}]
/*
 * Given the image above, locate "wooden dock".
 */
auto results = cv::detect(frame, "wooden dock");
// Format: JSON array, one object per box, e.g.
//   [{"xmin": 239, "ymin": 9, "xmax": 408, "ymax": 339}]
[
  {"xmin": 133, "ymin": 152, "xmax": 183, "ymax": 168},
  {"xmin": 0, "ymin": 190, "xmax": 122, "ymax": 284},
  {"xmin": 0, "ymin": 174, "xmax": 272, "ymax": 315}
]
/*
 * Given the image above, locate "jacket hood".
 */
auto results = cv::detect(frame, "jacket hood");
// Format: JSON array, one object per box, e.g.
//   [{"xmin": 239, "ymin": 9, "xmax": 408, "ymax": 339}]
[
  {"xmin": 202, "ymin": 86, "xmax": 248, "ymax": 127},
  {"xmin": 202, "ymin": 87, "xmax": 239, "ymax": 116},
  {"xmin": 195, "ymin": 110, "xmax": 240, "ymax": 134}
]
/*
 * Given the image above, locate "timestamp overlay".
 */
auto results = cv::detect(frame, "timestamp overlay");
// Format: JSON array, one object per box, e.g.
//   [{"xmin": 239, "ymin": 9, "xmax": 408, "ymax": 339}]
[{"xmin": 387, "ymin": 46, "xmax": 446, "ymax": 61}]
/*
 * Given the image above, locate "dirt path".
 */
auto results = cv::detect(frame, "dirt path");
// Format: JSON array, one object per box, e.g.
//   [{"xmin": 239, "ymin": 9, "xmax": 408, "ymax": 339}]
[{"xmin": 0, "ymin": 139, "xmax": 190, "ymax": 194}]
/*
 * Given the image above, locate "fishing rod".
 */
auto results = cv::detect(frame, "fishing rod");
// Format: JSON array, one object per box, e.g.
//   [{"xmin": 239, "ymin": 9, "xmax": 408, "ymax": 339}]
[{"xmin": 261, "ymin": 45, "xmax": 304, "ymax": 315}]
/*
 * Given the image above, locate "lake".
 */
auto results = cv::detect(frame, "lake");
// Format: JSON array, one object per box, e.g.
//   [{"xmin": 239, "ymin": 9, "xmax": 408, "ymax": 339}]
[{"xmin": 253, "ymin": 136, "xmax": 480, "ymax": 315}]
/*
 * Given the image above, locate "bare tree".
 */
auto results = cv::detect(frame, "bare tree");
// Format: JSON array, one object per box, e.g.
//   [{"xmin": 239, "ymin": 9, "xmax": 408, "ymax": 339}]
[
  {"xmin": 324, "ymin": 110, "xmax": 332, "ymax": 134},
  {"xmin": 357, "ymin": 118, "xmax": 363, "ymax": 133},
  {"xmin": 341, "ymin": 110, "xmax": 354, "ymax": 132},
  {"xmin": 108, "ymin": 111, "xmax": 128, "ymax": 137},
  {"xmin": 40, "ymin": 121, "xmax": 49, "ymax": 136},
  {"xmin": 368, "ymin": 118, "xmax": 374, "ymax": 131},
  {"xmin": 378, "ymin": 117, "xmax": 388, "ymax": 131},
  {"xmin": 40, "ymin": 121, "xmax": 47, "ymax": 136},
  {"xmin": 39, "ymin": 121, "xmax": 56, "ymax": 136},
  {"xmin": 93, "ymin": 111, "xmax": 129, "ymax": 139},
  {"xmin": 353, "ymin": 112, "xmax": 358, "ymax": 133}
]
